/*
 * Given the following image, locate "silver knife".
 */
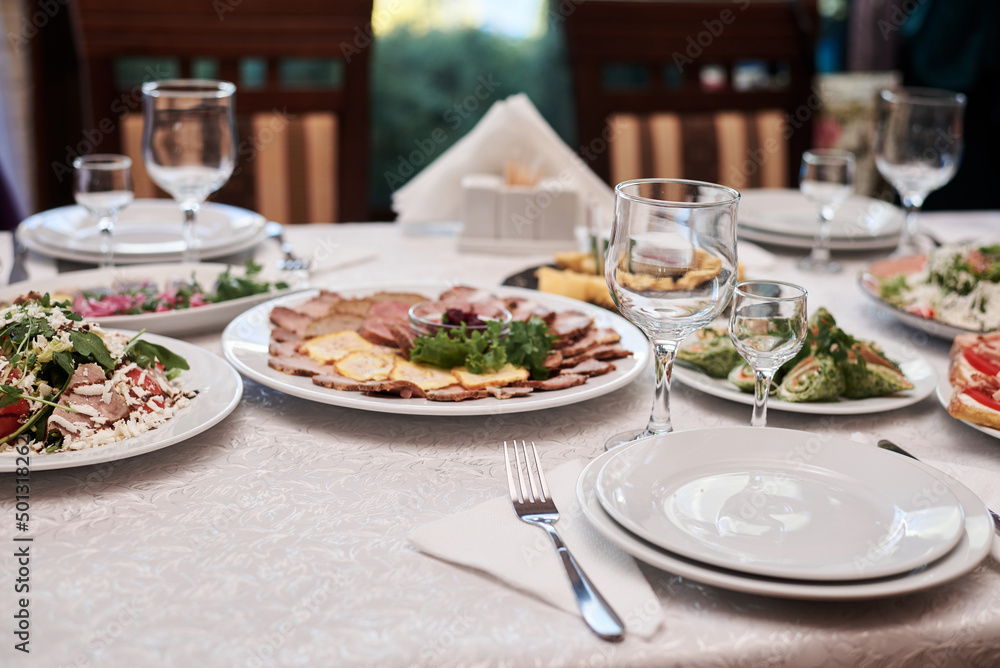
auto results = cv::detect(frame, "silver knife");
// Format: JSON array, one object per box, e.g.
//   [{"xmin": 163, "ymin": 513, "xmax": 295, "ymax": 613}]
[
  {"xmin": 8, "ymin": 237, "xmax": 27, "ymax": 284},
  {"xmin": 878, "ymin": 439, "xmax": 1000, "ymax": 534}
]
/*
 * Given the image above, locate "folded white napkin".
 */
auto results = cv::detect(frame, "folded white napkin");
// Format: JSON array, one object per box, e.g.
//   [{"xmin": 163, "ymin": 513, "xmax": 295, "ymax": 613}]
[
  {"xmin": 392, "ymin": 94, "xmax": 614, "ymax": 226},
  {"xmin": 409, "ymin": 458, "xmax": 664, "ymax": 640}
]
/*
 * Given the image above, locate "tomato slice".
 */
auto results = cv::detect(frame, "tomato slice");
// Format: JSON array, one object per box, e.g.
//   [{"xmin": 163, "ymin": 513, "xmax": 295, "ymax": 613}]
[
  {"xmin": 0, "ymin": 399, "xmax": 29, "ymax": 439},
  {"xmin": 907, "ymin": 305, "xmax": 935, "ymax": 319},
  {"xmin": 963, "ymin": 348, "xmax": 1000, "ymax": 376},
  {"xmin": 125, "ymin": 366, "xmax": 164, "ymax": 396},
  {"xmin": 963, "ymin": 388, "xmax": 1000, "ymax": 412}
]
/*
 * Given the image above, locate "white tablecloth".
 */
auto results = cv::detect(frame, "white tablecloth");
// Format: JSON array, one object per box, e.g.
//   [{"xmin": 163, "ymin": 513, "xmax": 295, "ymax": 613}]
[{"xmin": 2, "ymin": 214, "xmax": 1000, "ymax": 667}]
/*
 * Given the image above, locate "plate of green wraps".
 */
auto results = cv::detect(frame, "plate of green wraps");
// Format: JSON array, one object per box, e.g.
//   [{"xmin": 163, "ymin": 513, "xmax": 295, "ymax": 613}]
[{"xmin": 673, "ymin": 310, "xmax": 937, "ymax": 415}]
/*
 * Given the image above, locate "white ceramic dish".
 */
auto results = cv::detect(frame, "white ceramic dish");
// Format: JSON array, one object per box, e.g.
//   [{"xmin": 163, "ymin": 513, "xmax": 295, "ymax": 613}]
[
  {"xmin": 17, "ymin": 200, "xmax": 267, "ymax": 263},
  {"xmin": 935, "ymin": 374, "xmax": 1000, "ymax": 440},
  {"xmin": 0, "ymin": 263, "xmax": 303, "ymax": 337},
  {"xmin": 577, "ymin": 429, "xmax": 994, "ymax": 600},
  {"xmin": 737, "ymin": 189, "xmax": 903, "ymax": 251},
  {"xmin": 595, "ymin": 427, "xmax": 965, "ymax": 581},
  {"xmin": 0, "ymin": 332, "xmax": 243, "ymax": 472},
  {"xmin": 673, "ymin": 339, "xmax": 936, "ymax": 415},
  {"xmin": 221, "ymin": 283, "xmax": 650, "ymax": 416}
]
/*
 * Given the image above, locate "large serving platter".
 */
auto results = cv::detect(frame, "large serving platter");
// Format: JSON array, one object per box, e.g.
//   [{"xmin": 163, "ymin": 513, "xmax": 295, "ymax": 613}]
[
  {"xmin": 221, "ymin": 282, "xmax": 650, "ymax": 416},
  {"xmin": 17, "ymin": 200, "xmax": 267, "ymax": 263},
  {"xmin": 0, "ymin": 332, "xmax": 243, "ymax": 472},
  {"xmin": 0, "ymin": 264, "xmax": 302, "ymax": 337},
  {"xmin": 737, "ymin": 189, "xmax": 903, "ymax": 251},
  {"xmin": 577, "ymin": 428, "xmax": 994, "ymax": 600},
  {"xmin": 672, "ymin": 339, "xmax": 936, "ymax": 415}
]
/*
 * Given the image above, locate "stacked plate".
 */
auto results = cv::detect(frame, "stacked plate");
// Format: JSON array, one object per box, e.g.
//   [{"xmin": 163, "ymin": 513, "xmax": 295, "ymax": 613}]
[
  {"xmin": 17, "ymin": 199, "xmax": 268, "ymax": 264},
  {"xmin": 577, "ymin": 427, "xmax": 994, "ymax": 600},
  {"xmin": 738, "ymin": 189, "xmax": 904, "ymax": 251}
]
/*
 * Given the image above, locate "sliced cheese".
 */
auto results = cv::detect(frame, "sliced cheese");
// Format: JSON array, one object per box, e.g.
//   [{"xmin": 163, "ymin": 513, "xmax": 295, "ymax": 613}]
[
  {"xmin": 334, "ymin": 351, "xmax": 398, "ymax": 381},
  {"xmin": 298, "ymin": 331, "xmax": 373, "ymax": 364},
  {"xmin": 451, "ymin": 363, "xmax": 529, "ymax": 390},
  {"xmin": 389, "ymin": 359, "xmax": 458, "ymax": 391}
]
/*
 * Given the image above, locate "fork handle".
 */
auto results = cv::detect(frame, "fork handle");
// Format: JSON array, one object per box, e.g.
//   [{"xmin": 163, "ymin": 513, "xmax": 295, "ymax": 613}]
[{"xmin": 540, "ymin": 523, "xmax": 626, "ymax": 642}]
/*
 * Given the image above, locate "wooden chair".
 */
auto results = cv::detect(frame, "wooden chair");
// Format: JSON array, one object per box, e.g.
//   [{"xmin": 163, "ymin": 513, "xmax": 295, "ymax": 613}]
[
  {"xmin": 564, "ymin": 0, "xmax": 818, "ymax": 191},
  {"xmin": 68, "ymin": 0, "xmax": 373, "ymax": 223}
]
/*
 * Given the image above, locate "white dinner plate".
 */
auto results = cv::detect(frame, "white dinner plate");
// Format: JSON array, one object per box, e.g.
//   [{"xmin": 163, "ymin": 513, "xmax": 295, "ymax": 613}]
[
  {"xmin": 737, "ymin": 189, "xmax": 903, "ymax": 251},
  {"xmin": 595, "ymin": 427, "xmax": 965, "ymax": 581},
  {"xmin": 935, "ymin": 374, "xmax": 1000, "ymax": 440},
  {"xmin": 17, "ymin": 200, "xmax": 267, "ymax": 263},
  {"xmin": 673, "ymin": 339, "xmax": 936, "ymax": 415},
  {"xmin": 0, "ymin": 332, "xmax": 243, "ymax": 472},
  {"xmin": 221, "ymin": 282, "xmax": 650, "ymax": 416},
  {"xmin": 0, "ymin": 264, "xmax": 303, "ymax": 337},
  {"xmin": 578, "ymin": 430, "xmax": 994, "ymax": 600},
  {"xmin": 859, "ymin": 256, "xmax": 981, "ymax": 341}
]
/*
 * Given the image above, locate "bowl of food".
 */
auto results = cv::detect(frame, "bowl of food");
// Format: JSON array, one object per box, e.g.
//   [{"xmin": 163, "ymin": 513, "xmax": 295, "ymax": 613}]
[{"xmin": 408, "ymin": 300, "xmax": 513, "ymax": 337}]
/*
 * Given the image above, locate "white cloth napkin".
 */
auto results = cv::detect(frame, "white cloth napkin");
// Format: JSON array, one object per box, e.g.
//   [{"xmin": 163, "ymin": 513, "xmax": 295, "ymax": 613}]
[
  {"xmin": 391, "ymin": 94, "xmax": 615, "ymax": 225},
  {"xmin": 409, "ymin": 458, "xmax": 664, "ymax": 640}
]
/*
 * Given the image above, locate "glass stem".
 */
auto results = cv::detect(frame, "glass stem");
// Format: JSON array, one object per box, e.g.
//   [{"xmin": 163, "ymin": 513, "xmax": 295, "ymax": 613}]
[
  {"xmin": 97, "ymin": 215, "xmax": 114, "ymax": 269},
  {"xmin": 811, "ymin": 208, "xmax": 833, "ymax": 264},
  {"xmin": 645, "ymin": 341, "xmax": 679, "ymax": 437},
  {"xmin": 895, "ymin": 194, "xmax": 924, "ymax": 256},
  {"xmin": 181, "ymin": 203, "xmax": 200, "ymax": 264},
  {"xmin": 751, "ymin": 368, "xmax": 775, "ymax": 428}
]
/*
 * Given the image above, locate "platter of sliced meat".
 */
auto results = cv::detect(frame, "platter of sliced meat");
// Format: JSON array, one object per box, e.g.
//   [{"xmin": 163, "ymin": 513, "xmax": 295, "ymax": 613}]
[{"xmin": 220, "ymin": 282, "xmax": 650, "ymax": 415}]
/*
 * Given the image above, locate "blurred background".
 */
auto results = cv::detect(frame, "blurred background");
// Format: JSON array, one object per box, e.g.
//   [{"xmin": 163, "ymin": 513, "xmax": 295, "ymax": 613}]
[{"xmin": 0, "ymin": 0, "xmax": 996, "ymax": 229}]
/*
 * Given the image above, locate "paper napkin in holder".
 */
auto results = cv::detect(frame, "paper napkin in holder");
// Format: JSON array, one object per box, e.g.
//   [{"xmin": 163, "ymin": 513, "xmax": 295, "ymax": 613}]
[{"xmin": 408, "ymin": 459, "xmax": 664, "ymax": 640}]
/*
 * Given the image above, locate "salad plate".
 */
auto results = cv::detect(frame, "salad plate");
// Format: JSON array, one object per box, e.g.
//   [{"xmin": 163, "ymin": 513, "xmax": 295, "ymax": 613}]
[
  {"xmin": 0, "ymin": 332, "xmax": 243, "ymax": 472},
  {"xmin": 0, "ymin": 264, "xmax": 303, "ymax": 337},
  {"xmin": 221, "ymin": 282, "xmax": 650, "ymax": 416},
  {"xmin": 673, "ymin": 339, "xmax": 937, "ymax": 415},
  {"xmin": 737, "ymin": 189, "xmax": 903, "ymax": 251},
  {"xmin": 935, "ymin": 374, "xmax": 1000, "ymax": 440},
  {"xmin": 577, "ymin": 429, "xmax": 994, "ymax": 600},
  {"xmin": 17, "ymin": 200, "xmax": 267, "ymax": 263},
  {"xmin": 595, "ymin": 427, "xmax": 965, "ymax": 581}
]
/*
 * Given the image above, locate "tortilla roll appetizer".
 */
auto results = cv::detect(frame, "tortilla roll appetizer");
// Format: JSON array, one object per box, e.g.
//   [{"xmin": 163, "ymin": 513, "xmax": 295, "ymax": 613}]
[
  {"xmin": 677, "ymin": 328, "xmax": 742, "ymax": 379},
  {"xmin": 776, "ymin": 356, "xmax": 845, "ymax": 402}
]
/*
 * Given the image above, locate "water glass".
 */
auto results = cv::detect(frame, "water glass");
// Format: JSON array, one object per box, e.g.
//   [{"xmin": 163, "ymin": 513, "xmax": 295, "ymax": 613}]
[
  {"xmin": 72, "ymin": 154, "xmax": 134, "ymax": 268},
  {"xmin": 799, "ymin": 149, "xmax": 855, "ymax": 273},
  {"xmin": 729, "ymin": 280, "xmax": 807, "ymax": 428},
  {"xmin": 874, "ymin": 87, "xmax": 966, "ymax": 256},
  {"xmin": 142, "ymin": 79, "xmax": 237, "ymax": 263}
]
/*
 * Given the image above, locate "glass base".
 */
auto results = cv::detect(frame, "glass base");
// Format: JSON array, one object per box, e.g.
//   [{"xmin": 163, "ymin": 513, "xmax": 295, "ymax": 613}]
[
  {"xmin": 604, "ymin": 428, "xmax": 660, "ymax": 451},
  {"xmin": 798, "ymin": 256, "xmax": 841, "ymax": 273}
]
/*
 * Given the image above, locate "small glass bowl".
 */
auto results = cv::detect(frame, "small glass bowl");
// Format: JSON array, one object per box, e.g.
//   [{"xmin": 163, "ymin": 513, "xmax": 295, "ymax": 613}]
[{"xmin": 408, "ymin": 300, "xmax": 513, "ymax": 337}]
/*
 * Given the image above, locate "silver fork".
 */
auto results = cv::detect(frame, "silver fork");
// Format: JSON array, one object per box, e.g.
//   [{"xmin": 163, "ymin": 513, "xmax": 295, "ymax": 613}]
[
  {"xmin": 265, "ymin": 221, "xmax": 311, "ymax": 271},
  {"xmin": 503, "ymin": 440, "xmax": 625, "ymax": 642}
]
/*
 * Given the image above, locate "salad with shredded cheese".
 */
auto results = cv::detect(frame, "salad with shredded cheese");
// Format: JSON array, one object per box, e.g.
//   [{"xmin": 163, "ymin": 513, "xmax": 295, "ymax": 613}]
[
  {"xmin": 0, "ymin": 293, "xmax": 192, "ymax": 454},
  {"xmin": 878, "ymin": 243, "xmax": 1000, "ymax": 331}
]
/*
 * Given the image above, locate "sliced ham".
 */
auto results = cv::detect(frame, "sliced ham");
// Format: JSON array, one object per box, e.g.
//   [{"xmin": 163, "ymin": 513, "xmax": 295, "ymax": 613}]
[
  {"xmin": 504, "ymin": 297, "xmax": 552, "ymax": 322},
  {"xmin": 588, "ymin": 344, "xmax": 633, "ymax": 361},
  {"xmin": 312, "ymin": 372, "xmax": 375, "ymax": 392},
  {"xmin": 268, "ymin": 353, "xmax": 327, "ymax": 377},
  {"xmin": 358, "ymin": 318, "xmax": 399, "ymax": 347},
  {"xmin": 561, "ymin": 359, "xmax": 614, "ymax": 377},
  {"xmin": 270, "ymin": 306, "xmax": 314, "ymax": 337},
  {"xmin": 386, "ymin": 321, "xmax": 417, "ymax": 358},
  {"xmin": 294, "ymin": 291, "xmax": 343, "ymax": 319},
  {"xmin": 486, "ymin": 386, "xmax": 534, "ymax": 399},
  {"xmin": 368, "ymin": 300, "xmax": 413, "ymax": 321},
  {"xmin": 425, "ymin": 386, "xmax": 489, "ymax": 401},
  {"xmin": 268, "ymin": 340, "xmax": 300, "ymax": 358},
  {"xmin": 66, "ymin": 363, "xmax": 107, "ymax": 391},
  {"xmin": 514, "ymin": 374, "xmax": 588, "ymax": 391},
  {"xmin": 270, "ymin": 328, "xmax": 301, "ymax": 344},
  {"xmin": 49, "ymin": 380, "xmax": 129, "ymax": 438},
  {"xmin": 361, "ymin": 380, "xmax": 427, "ymax": 399},
  {"xmin": 542, "ymin": 350, "xmax": 563, "ymax": 369},
  {"xmin": 559, "ymin": 328, "xmax": 620, "ymax": 358},
  {"xmin": 549, "ymin": 311, "xmax": 594, "ymax": 344},
  {"xmin": 439, "ymin": 286, "xmax": 496, "ymax": 303}
]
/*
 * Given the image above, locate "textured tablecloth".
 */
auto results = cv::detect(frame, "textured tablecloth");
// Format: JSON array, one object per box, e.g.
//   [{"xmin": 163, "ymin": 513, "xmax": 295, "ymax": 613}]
[{"xmin": 2, "ymin": 214, "xmax": 1000, "ymax": 667}]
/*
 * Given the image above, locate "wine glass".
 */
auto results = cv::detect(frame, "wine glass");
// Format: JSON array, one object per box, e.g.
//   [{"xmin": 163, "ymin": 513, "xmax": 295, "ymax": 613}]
[
  {"xmin": 141, "ymin": 79, "xmax": 237, "ymax": 264},
  {"xmin": 605, "ymin": 178, "xmax": 740, "ymax": 448},
  {"xmin": 72, "ymin": 154, "xmax": 134, "ymax": 268},
  {"xmin": 798, "ymin": 149, "xmax": 855, "ymax": 273},
  {"xmin": 728, "ymin": 281, "xmax": 807, "ymax": 428},
  {"xmin": 874, "ymin": 87, "xmax": 966, "ymax": 257}
]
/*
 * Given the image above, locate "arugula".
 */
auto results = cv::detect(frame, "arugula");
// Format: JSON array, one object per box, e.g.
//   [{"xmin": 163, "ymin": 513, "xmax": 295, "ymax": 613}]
[
  {"xmin": 122, "ymin": 331, "xmax": 189, "ymax": 371},
  {"xmin": 410, "ymin": 316, "xmax": 554, "ymax": 380},
  {"xmin": 210, "ymin": 261, "xmax": 289, "ymax": 303},
  {"xmin": 68, "ymin": 330, "xmax": 117, "ymax": 373}
]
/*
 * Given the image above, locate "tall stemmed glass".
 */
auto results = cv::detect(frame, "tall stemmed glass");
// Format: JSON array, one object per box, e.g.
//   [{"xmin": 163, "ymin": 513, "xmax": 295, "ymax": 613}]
[
  {"xmin": 72, "ymin": 154, "xmax": 134, "ymax": 268},
  {"xmin": 728, "ymin": 281, "xmax": 807, "ymax": 428},
  {"xmin": 798, "ymin": 149, "xmax": 855, "ymax": 273},
  {"xmin": 142, "ymin": 79, "xmax": 237, "ymax": 264},
  {"xmin": 874, "ymin": 87, "xmax": 966, "ymax": 257},
  {"xmin": 605, "ymin": 179, "xmax": 740, "ymax": 448}
]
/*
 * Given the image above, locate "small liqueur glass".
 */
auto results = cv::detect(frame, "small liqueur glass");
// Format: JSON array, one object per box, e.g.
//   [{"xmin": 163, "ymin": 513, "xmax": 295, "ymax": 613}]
[
  {"xmin": 798, "ymin": 149, "xmax": 855, "ymax": 273},
  {"xmin": 72, "ymin": 154, "xmax": 134, "ymax": 268},
  {"xmin": 729, "ymin": 280, "xmax": 808, "ymax": 428}
]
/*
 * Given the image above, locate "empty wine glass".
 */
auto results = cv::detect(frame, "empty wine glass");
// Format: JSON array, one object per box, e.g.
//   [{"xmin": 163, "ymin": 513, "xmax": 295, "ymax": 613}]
[
  {"xmin": 798, "ymin": 149, "xmax": 855, "ymax": 273},
  {"xmin": 72, "ymin": 154, "xmax": 134, "ymax": 268},
  {"xmin": 605, "ymin": 179, "xmax": 740, "ymax": 448},
  {"xmin": 875, "ymin": 87, "xmax": 966, "ymax": 257},
  {"xmin": 142, "ymin": 79, "xmax": 237, "ymax": 263},
  {"xmin": 729, "ymin": 281, "xmax": 807, "ymax": 428}
]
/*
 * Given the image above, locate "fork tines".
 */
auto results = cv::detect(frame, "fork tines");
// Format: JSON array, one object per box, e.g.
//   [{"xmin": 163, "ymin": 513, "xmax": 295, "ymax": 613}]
[{"xmin": 503, "ymin": 439, "xmax": 551, "ymax": 505}]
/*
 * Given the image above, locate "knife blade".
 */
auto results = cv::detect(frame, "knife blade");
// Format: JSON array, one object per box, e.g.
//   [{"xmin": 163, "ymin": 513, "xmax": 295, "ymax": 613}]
[
  {"xmin": 7, "ymin": 237, "xmax": 27, "ymax": 284},
  {"xmin": 878, "ymin": 439, "xmax": 1000, "ymax": 534}
]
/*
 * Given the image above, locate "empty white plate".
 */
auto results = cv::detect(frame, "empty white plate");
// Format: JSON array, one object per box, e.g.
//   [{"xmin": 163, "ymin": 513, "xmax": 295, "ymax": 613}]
[{"xmin": 596, "ymin": 427, "xmax": 966, "ymax": 581}]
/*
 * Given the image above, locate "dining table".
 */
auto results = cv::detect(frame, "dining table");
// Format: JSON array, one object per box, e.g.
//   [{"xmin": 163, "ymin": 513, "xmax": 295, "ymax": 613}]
[{"xmin": 2, "ymin": 210, "xmax": 1000, "ymax": 667}]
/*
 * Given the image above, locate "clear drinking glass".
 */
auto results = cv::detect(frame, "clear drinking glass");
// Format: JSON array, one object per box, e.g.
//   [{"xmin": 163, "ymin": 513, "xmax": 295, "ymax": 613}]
[
  {"xmin": 798, "ymin": 149, "xmax": 855, "ymax": 273},
  {"xmin": 72, "ymin": 154, "xmax": 134, "ymax": 268},
  {"xmin": 728, "ymin": 281, "xmax": 808, "ymax": 428},
  {"xmin": 142, "ymin": 79, "xmax": 237, "ymax": 263},
  {"xmin": 874, "ymin": 87, "xmax": 966, "ymax": 257},
  {"xmin": 605, "ymin": 179, "xmax": 740, "ymax": 448}
]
